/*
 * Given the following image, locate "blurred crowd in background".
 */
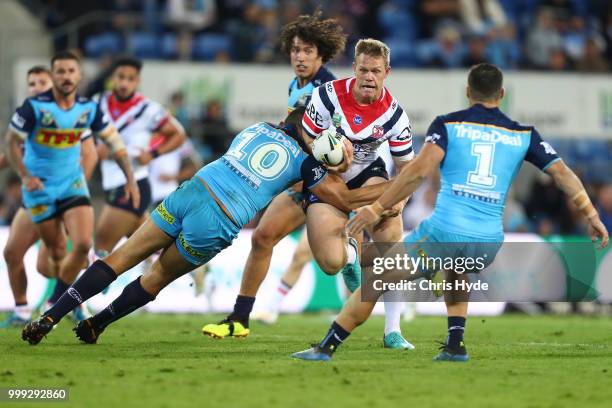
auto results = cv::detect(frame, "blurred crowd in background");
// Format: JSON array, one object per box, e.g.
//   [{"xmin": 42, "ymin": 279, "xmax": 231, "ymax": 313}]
[{"xmin": 27, "ymin": 0, "xmax": 612, "ymax": 71}]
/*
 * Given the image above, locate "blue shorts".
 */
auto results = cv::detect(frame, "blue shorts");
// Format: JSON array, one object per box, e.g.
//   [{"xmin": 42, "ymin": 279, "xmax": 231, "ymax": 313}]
[
  {"xmin": 22, "ymin": 173, "xmax": 90, "ymax": 223},
  {"xmin": 150, "ymin": 178, "xmax": 240, "ymax": 266},
  {"xmin": 403, "ymin": 218, "xmax": 502, "ymax": 274}
]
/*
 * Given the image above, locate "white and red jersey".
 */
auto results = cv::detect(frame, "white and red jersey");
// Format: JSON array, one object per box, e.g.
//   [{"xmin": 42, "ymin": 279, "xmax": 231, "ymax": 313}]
[
  {"xmin": 302, "ymin": 77, "xmax": 413, "ymax": 181},
  {"xmin": 97, "ymin": 91, "xmax": 169, "ymax": 190},
  {"xmin": 149, "ymin": 138, "xmax": 196, "ymax": 203}
]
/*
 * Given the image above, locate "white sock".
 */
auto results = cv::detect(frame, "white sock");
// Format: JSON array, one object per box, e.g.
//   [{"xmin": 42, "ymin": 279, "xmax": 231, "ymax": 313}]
[
  {"xmin": 14, "ymin": 304, "xmax": 32, "ymax": 320},
  {"xmin": 268, "ymin": 280, "xmax": 292, "ymax": 313},
  {"xmin": 345, "ymin": 239, "xmax": 357, "ymax": 265},
  {"xmin": 383, "ymin": 294, "xmax": 404, "ymax": 335}
]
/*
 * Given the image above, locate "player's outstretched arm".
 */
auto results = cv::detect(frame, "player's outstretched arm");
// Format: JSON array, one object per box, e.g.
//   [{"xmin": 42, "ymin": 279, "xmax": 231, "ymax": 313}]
[
  {"xmin": 546, "ymin": 160, "xmax": 609, "ymax": 248},
  {"xmin": 80, "ymin": 136, "xmax": 98, "ymax": 180},
  {"xmin": 97, "ymin": 124, "xmax": 141, "ymax": 209},
  {"xmin": 347, "ymin": 143, "xmax": 444, "ymax": 236},
  {"xmin": 138, "ymin": 117, "xmax": 187, "ymax": 165},
  {"xmin": 4, "ymin": 128, "xmax": 43, "ymax": 191}
]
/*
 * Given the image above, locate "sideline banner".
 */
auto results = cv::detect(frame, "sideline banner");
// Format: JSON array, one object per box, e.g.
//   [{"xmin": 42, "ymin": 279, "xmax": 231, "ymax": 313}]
[{"xmin": 1, "ymin": 228, "xmax": 609, "ymax": 315}]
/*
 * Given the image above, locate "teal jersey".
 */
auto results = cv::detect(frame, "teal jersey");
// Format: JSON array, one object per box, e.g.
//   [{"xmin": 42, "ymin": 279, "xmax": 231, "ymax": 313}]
[
  {"xmin": 425, "ymin": 104, "xmax": 561, "ymax": 240},
  {"xmin": 197, "ymin": 122, "xmax": 328, "ymax": 227},
  {"xmin": 9, "ymin": 89, "xmax": 109, "ymax": 187},
  {"xmin": 287, "ymin": 66, "xmax": 335, "ymax": 111}
]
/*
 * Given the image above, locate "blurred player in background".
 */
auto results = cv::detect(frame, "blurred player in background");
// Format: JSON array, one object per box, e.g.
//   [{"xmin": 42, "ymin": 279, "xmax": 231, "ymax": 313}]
[
  {"xmin": 5, "ymin": 51, "xmax": 139, "ymax": 321},
  {"xmin": 94, "ymin": 57, "xmax": 186, "ymax": 260},
  {"xmin": 250, "ymin": 10, "xmax": 339, "ymax": 325},
  {"xmin": 207, "ymin": 11, "xmax": 349, "ymax": 333},
  {"xmin": 299, "ymin": 39, "xmax": 416, "ymax": 350},
  {"xmin": 22, "ymin": 108, "xmax": 389, "ymax": 345},
  {"xmin": 293, "ymin": 63, "xmax": 609, "ymax": 362},
  {"xmin": 1, "ymin": 65, "xmax": 98, "ymax": 327}
]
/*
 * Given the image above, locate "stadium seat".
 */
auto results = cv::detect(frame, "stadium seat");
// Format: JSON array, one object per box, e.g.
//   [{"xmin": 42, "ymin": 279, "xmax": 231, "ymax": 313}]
[
  {"xmin": 83, "ymin": 32, "xmax": 123, "ymax": 57},
  {"xmin": 128, "ymin": 31, "xmax": 161, "ymax": 59},
  {"xmin": 385, "ymin": 38, "xmax": 416, "ymax": 67},
  {"xmin": 160, "ymin": 33, "xmax": 178, "ymax": 59},
  {"xmin": 192, "ymin": 33, "xmax": 231, "ymax": 61},
  {"xmin": 377, "ymin": 6, "xmax": 416, "ymax": 41}
]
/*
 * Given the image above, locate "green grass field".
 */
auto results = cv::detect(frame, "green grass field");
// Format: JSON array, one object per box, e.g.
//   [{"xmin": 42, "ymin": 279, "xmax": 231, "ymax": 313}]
[{"xmin": 0, "ymin": 313, "xmax": 611, "ymax": 408}]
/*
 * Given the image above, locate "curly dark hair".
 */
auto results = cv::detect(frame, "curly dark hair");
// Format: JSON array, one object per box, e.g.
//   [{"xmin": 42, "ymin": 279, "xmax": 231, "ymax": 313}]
[{"xmin": 280, "ymin": 9, "xmax": 347, "ymax": 64}]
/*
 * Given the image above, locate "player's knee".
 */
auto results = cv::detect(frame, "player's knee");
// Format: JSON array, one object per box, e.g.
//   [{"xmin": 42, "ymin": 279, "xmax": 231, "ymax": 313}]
[
  {"xmin": 72, "ymin": 239, "xmax": 92, "ymax": 257},
  {"xmin": 318, "ymin": 257, "xmax": 344, "ymax": 276},
  {"xmin": 3, "ymin": 244, "xmax": 23, "ymax": 268},
  {"xmin": 251, "ymin": 226, "xmax": 281, "ymax": 250}
]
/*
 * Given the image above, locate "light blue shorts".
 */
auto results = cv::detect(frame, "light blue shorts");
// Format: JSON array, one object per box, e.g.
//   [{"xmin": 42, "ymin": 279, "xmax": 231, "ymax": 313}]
[
  {"xmin": 150, "ymin": 178, "xmax": 240, "ymax": 266},
  {"xmin": 403, "ymin": 218, "xmax": 502, "ymax": 274},
  {"xmin": 22, "ymin": 173, "xmax": 90, "ymax": 223}
]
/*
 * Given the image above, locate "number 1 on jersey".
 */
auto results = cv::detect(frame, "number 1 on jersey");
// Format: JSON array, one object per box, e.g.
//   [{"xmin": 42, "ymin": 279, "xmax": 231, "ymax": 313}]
[{"xmin": 468, "ymin": 142, "xmax": 497, "ymax": 188}]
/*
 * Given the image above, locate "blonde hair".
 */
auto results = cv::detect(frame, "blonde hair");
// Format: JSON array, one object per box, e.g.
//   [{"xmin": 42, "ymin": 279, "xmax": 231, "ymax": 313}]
[{"xmin": 354, "ymin": 38, "xmax": 390, "ymax": 67}]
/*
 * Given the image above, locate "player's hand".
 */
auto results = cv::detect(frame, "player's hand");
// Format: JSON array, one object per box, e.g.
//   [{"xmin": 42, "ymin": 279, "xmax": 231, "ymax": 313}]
[
  {"xmin": 347, "ymin": 203, "xmax": 383, "ymax": 237},
  {"xmin": 23, "ymin": 175, "xmax": 44, "ymax": 192},
  {"xmin": 381, "ymin": 200, "xmax": 406, "ymax": 219},
  {"xmin": 326, "ymin": 137, "xmax": 353, "ymax": 173},
  {"xmin": 97, "ymin": 143, "xmax": 110, "ymax": 160},
  {"xmin": 587, "ymin": 215, "xmax": 609, "ymax": 249},
  {"xmin": 124, "ymin": 180, "xmax": 141, "ymax": 209},
  {"xmin": 137, "ymin": 151, "xmax": 154, "ymax": 165}
]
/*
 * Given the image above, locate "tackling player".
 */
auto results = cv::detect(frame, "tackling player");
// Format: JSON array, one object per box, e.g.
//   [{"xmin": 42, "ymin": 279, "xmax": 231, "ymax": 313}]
[
  {"xmin": 5, "ymin": 51, "xmax": 139, "ymax": 318},
  {"xmin": 94, "ymin": 57, "xmax": 186, "ymax": 260},
  {"xmin": 251, "ymin": 10, "xmax": 339, "ymax": 324},
  {"xmin": 204, "ymin": 11, "xmax": 350, "ymax": 334},
  {"xmin": 22, "ymin": 108, "xmax": 391, "ymax": 345},
  {"xmin": 292, "ymin": 63, "xmax": 609, "ymax": 362},
  {"xmin": 1, "ymin": 65, "xmax": 98, "ymax": 327}
]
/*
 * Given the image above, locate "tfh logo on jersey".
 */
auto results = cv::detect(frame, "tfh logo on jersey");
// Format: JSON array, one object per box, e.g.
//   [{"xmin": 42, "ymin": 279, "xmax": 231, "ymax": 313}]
[
  {"xmin": 353, "ymin": 115, "xmax": 362, "ymax": 125},
  {"xmin": 35, "ymin": 129, "xmax": 84, "ymax": 148}
]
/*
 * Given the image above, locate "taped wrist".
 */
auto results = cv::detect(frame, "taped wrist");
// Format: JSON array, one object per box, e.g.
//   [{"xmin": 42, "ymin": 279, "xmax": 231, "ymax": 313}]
[
  {"xmin": 102, "ymin": 130, "xmax": 126, "ymax": 154},
  {"xmin": 572, "ymin": 190, "xmax": 598, "ymax": 219}
]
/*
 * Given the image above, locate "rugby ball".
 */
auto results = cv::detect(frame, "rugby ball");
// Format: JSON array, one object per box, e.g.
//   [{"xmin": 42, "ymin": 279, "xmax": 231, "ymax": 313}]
[{"xmin": 311, "ymin": 129, "xmax": 345, "ymax": 166}]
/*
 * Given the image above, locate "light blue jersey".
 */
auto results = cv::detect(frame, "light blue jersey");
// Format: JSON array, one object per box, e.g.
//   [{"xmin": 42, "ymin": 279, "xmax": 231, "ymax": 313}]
[
  {"xmin": 9, "ymin": 89, "xmax": 110, "ymax": 222},
  {"xmin": 10, "ymin": 89, "xmax": 109, "ymax": 187},
  {"xmin": 287, "ymin": 66, "xmax": 335, "ymax": 112},
  {"xmin": 197, "ymin": 122, "xmax": 328, "ymax": 227},
  {"xmin": 402, "ymin": 104, "xmax": 561, "ymax": 273},
  {"xmin": 425, "ymin": 104, "xmax": 560, "ymax": 240},
  {"xmin": 151, "ymin": 122, "xmax": 328, "ymax": 265}
]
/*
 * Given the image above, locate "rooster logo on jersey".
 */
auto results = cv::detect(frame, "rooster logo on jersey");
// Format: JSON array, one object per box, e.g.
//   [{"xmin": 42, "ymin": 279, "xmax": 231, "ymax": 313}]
[{"xmin": 372, "ymin": 125, "xmax": 385, "ymax": 139}]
